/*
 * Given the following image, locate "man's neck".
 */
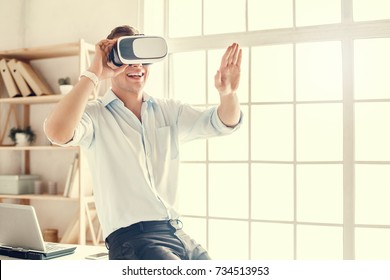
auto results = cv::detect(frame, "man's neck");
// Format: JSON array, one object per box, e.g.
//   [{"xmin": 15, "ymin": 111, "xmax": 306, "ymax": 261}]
[{"xmin": 113, "ymin": 89, "xmax": 144, "ymax": 121}]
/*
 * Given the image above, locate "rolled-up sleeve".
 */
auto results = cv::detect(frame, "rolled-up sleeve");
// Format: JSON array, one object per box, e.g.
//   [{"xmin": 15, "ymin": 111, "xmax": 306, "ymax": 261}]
[
  {"xmin": 210, "ymin": 106, "xmax": 243, "ymax": 133},
  {"xmin": 44, "ymin": 112, "xmax": 94, "ymax": 148},
  {"xmin": 177, "ymin": 103, "xmax": 243, "ymax": 143}
]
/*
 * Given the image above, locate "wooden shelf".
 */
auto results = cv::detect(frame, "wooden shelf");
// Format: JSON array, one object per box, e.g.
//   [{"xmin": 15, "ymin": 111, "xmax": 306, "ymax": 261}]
[
  {"xmin": 0, "ymin": 95, "xmax": 62, "ymax": 104},
  {"xmin": 0, "ymin": 41, "xmax": 95, "ymax": 61},
  {"xmin": 0, "ymin": 94, "xmax": 95, "ymax": 105},
  {"xmin": 0, "ymin": 145, "xmax": 78, "ymax": 151},
  {"xmin": 0, "ymin": 194, "xmax": 78, "ymax": 201}
]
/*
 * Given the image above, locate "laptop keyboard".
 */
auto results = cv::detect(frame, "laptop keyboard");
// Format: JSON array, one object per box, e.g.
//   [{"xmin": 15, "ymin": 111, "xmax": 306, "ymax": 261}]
[{"xmin": 45, "ymin": 243, "xmax": 67, "ymax": 253}]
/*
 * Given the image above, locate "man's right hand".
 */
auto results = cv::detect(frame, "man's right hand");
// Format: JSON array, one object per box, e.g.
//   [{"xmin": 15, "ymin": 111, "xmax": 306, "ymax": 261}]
[{"xmin": 88, "ymin": 39, "xmax": 128, "ymax": 81}]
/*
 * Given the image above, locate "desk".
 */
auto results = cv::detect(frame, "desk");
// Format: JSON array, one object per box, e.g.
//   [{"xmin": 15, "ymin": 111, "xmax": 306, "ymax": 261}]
[{"xmin": 0, "ymin": 244, "xmax": 108, "ymax": 260}]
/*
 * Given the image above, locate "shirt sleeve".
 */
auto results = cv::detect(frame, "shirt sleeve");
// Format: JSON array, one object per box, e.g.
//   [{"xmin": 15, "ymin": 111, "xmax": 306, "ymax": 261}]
[
  {"xmin": 177, "ymin": 102, "xmax": 243, "ymax": 143},
  {"xmin": 44, "ymin": 112, "xmax": 94, "ymax": 148},
  {"xmin": 210, "ymin": 106, "xmax": 243, "ymax": 133}
]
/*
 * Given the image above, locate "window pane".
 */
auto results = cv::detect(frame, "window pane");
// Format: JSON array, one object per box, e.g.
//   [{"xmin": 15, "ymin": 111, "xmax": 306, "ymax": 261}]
[
  {"xmin": 354, "ymin": 0, "xmax": 390, "ymax": 21},
  {"xmin": 251, "ymin": 222, "xmax": 294, "ymax": 259},
  {"xmin": 354, "ymin": 38, "xmax": 390, "ymax": 100},
  {"xmin": 204, "ymin": 0, "xmax": 246, "ymax": 35},
  {"xmin": 208, "ymin": 48, "xmax": 249, "ymax": 104},
  {"xmin": 248, "ymin": 0, "xmax": 293, "ymax": 31},
  {"xmin": 355, "ymin": 164, "xmax": 390, "ymax": 224},
  {"xmin": 208, "ymin": 106, "xmax": 248, "ymax": 161},
  {"xmin": 209, "ymin": 164, "xmax": 248, "ymax": 219},
  {"xmin": 296, "ymin": 104, "xmax": 343, "ymax": 161},
  {"xmin": 295, "ymin": 0, "xmax": 341, "ymax": 27},
  {"xmin": 297, "ymin": 225, "xmax": 343, "ymax": 259},
  {"xmin": 144, "ymin": 62, "xmax": 165, "ymax": 99},
  {"xmin": 251, "ymin": 105, "xmax": 294, "ymax": 161},
  {"xmin": 177, "ymin": 163, "xmax": 206, "ymax": 216},
  {"xmin": 180, "ymin": 139, "xmax": 206, "ymax": 161},
  {"xmin": 168, "ymin": 0, "xmax": 202, "ymax": 38},
  {"xmin": 180, "ymin": 217, "xmax": 207, "ymax": 250},
  {"xmin": 296, "ymin": 41, "xmax": 342, "ymax": 101},
  {"xmin": 355, "ymin": 103, "xmax": 390, "ymax": 161},
  {"xmin": 297, "ymin": 164, "xmax": 343, "ymax": 223},
  {"xmin": 355, "ymin": 228, "xmax": 390, "ymax": 259},
  {"xmin": 171, "ymin": 51, "xmax": 206, "ymax": 104},
  {"xmin": 251, "ymin": 163, "xmax": 294, "ymax": 221},
  {"xmin": 251, "ymin": 44, "xmax": 294, "ymax": 102},
  {"xmin": 144, "ymin": 0, "xmax": 164, "ymax": 36},
  {"xmin": 209, "ymin": 219, "xmax": 248, "ymax": 259}
]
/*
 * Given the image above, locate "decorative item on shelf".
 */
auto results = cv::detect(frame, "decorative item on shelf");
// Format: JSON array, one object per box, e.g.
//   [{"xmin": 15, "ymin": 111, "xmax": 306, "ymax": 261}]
[
  {"xmin": 33, "ymin": 180, "xmax": 44, "ymax": 194},
  {"xmin": 43, "ymin": 228, "xmax": 59, "ymax": 243},
  {"xmin": 8, "ymin": 126, "xmax": 36, "ymax": 146},
  {"xmin": 47, "ymin": 181, "xmax": 58, "ymax": 195},
  {"xmin": 58, "ymin": 77, "xmax": 73, "ymax": 95},
  {"xmin": 0, "ymin": 174, "xmax": 40, "ymax": 194}
]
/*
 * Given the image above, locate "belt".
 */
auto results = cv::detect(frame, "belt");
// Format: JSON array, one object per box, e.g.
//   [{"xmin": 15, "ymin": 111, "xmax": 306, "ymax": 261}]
[{"xmin": 105, "ymin": 219, "xmax": 183, "ymax": 249}]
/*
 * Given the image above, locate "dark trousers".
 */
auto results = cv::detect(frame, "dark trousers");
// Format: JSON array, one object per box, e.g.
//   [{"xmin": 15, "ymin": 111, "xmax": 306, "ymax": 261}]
[{"xmin": 105, "ymin": 219, "xmax": 211, "ymax": 260}]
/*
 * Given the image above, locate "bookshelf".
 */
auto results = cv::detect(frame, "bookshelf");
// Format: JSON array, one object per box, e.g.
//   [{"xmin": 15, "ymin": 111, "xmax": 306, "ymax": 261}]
[
  {"xmin": 0, "ymin": 40, "xmax": 102, "ymax": 245},
  {"xmin": 0, "ymin": 95, "xmax": 62, "ymax": 104},
  {"xmin": 0, "ymin": 145, "xmax": 76, "ymax": 151},
  {"xmin": 0, "ymin": 194, "xmax": 79, "ymax": 202}
]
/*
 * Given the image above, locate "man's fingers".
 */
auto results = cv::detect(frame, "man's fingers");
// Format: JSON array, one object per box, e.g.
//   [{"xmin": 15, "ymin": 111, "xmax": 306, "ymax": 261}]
[
  {"xmin": 235, "ymin": 48, "xmax": 242, "ymax": 66},
  {"xmin": 221, "ymin": 43, "xmax": 242, "ymax": 68},
  {"xmin": 228, "ymin": 43, "xmax": 238, "ymax": 64},
  {"xmin": 96, "ymin": 39, "xmax": 117, "ymax": 54},
  {"xmin": 230, "ymin": 43, "xmax": 242, "ymax": 65},
  {"xmin": 221, "ymin": 44, "xmax": 234, "ymax": 68}
]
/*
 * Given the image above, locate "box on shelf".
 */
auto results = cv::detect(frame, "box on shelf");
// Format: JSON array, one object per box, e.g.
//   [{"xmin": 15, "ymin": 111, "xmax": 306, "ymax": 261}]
[{"xmin": 0, "ymin": 175, "xmax": 40, "ymax": 194}]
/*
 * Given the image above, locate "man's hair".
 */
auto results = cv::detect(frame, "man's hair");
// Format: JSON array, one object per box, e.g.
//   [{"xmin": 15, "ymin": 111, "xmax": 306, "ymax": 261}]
[{"xmin": 106, "ymin": 25, "xmax": 139, "ymax": 39}]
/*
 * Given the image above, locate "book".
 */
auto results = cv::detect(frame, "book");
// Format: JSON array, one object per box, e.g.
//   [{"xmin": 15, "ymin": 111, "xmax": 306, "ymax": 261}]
[
  {"xmin": 0, "ymin": 58, "xmax": 20, "ymax": 97},
  {"xmin": 63, "ymin": 162, "xmax": 74, "ymax": 197},
  {"xmin": 7, "ymin": 59, "xmax": 33, "ymax": 97},
  {"xmin": 15, "ymin": 60, "xmax": 52, "ymax": 96},
  {"xmin": 68, "ymin": 168, "xmax": 79, "ymax": 198},
  {"xmin": 65, "ymin": 154, "xmax": 79, "ymax": 198}
]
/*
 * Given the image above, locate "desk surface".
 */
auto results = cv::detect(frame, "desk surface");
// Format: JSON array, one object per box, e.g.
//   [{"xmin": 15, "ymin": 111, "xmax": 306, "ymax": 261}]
[{"xmin": 0, "ymin": 244, "xmax": 108, "ymax": 260}]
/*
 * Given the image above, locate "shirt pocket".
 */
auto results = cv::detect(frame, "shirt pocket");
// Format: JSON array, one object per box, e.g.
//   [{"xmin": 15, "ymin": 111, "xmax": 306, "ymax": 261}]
[{"xmin": 156, "ymin": 126, "xmax": 178, "ymax": 160}]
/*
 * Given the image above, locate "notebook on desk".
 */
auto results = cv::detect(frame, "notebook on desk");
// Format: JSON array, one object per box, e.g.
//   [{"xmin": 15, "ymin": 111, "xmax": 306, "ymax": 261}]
[{"xmin": 0, "ymin": 203, "xmax": 76, "ymax": 260}]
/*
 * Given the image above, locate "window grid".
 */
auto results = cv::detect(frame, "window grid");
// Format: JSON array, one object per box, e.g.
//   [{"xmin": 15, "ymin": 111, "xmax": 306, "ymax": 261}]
[{"xmin": 143, "ymin": 0, "xmax": 390, "ymax": 260}]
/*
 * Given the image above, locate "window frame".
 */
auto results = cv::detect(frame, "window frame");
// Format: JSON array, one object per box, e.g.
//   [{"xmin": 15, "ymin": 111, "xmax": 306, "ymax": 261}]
[{"xmin": 141, "ymin": 0, "xmax": 390, "ymax": 260}]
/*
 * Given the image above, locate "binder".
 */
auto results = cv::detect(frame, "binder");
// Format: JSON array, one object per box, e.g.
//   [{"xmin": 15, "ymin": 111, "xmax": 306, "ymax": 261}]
[
  {"xmin": 15, "ymin": 60, "xmax": 52, "ymax": 96},
  {"xmin": 0, "ymin": 58, "xmax": 20, "ymax": 97},
  {"xmin": 7, "ymin": 59, "xmax": 33, "ymax": 97}
]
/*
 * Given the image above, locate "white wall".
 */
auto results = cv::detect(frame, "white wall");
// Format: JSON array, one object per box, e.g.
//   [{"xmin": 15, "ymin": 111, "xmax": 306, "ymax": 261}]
[
  {"xmin": 0, "ymin": 0, "xmax": 26, "ymax": 174},
  {"xmin": 0, "ymin": 0, "xmax": 143, "ymax": 241},
  {"xmin": 0, "ymin": 0, "xmax": 25, "ymax": 50}
]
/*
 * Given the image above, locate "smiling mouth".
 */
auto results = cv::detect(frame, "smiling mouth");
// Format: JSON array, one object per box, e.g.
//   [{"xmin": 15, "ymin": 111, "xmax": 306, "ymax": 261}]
[{"xmin": 127, "ymin": 72, "xmax": 144, "ymax": 78}]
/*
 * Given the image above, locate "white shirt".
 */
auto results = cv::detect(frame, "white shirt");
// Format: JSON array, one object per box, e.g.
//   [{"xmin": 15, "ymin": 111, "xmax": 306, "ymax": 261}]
[{"xmin": 53, "ymin": 90, "xmax": 242, "ymax": 238}]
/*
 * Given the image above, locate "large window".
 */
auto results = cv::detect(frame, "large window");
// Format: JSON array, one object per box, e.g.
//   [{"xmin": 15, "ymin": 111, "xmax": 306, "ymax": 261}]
[{"xmin": 143, "ymin": 0, "xmax": 390, "ymax": 259}]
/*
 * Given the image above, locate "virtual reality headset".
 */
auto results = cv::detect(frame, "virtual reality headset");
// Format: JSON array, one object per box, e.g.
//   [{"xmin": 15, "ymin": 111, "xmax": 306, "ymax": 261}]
[{"xmin": 108, "ymin": 35, "xmax": 168, "ymax": 66}]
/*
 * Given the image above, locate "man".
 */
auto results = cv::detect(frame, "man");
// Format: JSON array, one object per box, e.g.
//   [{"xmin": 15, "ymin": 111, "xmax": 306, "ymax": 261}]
[{"xmin": 44, "ymin": 25, "xmax": 242, "ymax": 260}]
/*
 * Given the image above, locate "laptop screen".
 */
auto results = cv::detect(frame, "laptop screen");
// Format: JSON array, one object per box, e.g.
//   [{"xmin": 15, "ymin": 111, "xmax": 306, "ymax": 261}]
[{"xmin": 0, "ymin": 203, "xmax": 49, "ymax": 252}]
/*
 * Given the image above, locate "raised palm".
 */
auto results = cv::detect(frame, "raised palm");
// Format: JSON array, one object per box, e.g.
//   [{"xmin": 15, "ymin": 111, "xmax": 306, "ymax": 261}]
[{"xmin": 214, "ymin": 43, "xmax": 242, "ymax": 96}]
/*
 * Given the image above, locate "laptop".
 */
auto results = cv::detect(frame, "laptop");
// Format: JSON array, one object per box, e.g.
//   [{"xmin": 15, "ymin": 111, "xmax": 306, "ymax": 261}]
[{"xmin": 0, "ymin": 203, "xmax": 76, "ymax": 259}]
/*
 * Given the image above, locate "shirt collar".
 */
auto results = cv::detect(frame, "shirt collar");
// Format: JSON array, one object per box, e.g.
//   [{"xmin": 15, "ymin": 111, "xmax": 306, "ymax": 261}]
[{"xmin": 100, "ymin": 90, "xmax": 153, "ymax": 107}]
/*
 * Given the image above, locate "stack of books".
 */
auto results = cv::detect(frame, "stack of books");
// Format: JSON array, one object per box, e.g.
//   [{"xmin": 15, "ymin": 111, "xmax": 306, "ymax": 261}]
[{"xmin": 0, "ymin": 58, "xmax": 52, "ymax": 97}]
